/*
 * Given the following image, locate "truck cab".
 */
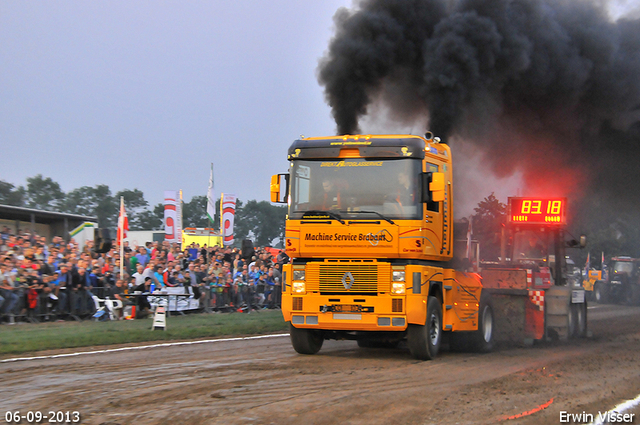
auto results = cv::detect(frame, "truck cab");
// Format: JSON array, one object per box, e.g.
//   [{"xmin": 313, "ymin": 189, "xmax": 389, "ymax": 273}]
[
  {"xmin": 272, "ymin": 134, "xmax": 490, "ymax": 360},
  {"xmin": 604, "ymin": 257, "xmax": 640, "ymax": 304}
]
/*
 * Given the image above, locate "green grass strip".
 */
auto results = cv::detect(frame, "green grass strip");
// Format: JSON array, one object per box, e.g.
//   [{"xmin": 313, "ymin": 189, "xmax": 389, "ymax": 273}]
[{"xmin": 0, "ymin": 310, "xmax": 288, "ymax": 356}]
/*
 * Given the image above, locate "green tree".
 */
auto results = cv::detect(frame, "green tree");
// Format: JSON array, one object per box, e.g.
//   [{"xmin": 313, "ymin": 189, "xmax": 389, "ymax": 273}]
[
  {"xmin": 25, "ymin": 175, "xmax": 65, "ymax": 211},
  {"xmin": 0, "ymin": 180, "xmax": 25, "ymax": 206},
  {"xmin": 94, "ymin": 185, "xmax": 117, "ymax": 228},
  {"xmin": 63, "ymin": 186, "xmax": 98, "ymax": 216},
  {"xmin": 116, "ymin": 189, "xmax": 149, "ymax": 231},
  {"xmin": 136, "ymin": 204, "xmax": 164, "ymax": 231},
  {"xmin": 472, "ymin": 193, "xmax": 507, "ymax": 261},
  {"xmin": 235, "ymin": 200, "xmax": 286, "ymax": 247},
  {"xmin": 182, "ymin": 195, "xmax": 211, "ymax": 228},
  {"xmin": 63, "ymin": 184, "xmax": 117, "ymax": 228}
]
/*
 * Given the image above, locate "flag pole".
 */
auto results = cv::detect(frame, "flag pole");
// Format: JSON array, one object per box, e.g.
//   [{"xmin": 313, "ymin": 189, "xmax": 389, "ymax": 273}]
[
  {"xmin": 120, "ymin": 196, "xmax": 124, "ymax": 283},
  {"xmin": 208, "ymin": 163, "xmax": 213, "ymax": 253}
]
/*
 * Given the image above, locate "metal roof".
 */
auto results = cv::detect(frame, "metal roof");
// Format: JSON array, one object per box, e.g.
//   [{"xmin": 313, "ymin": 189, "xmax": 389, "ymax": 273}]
[{"xmin": 0, "ymin": 204, "xmax": 97, "ymax": 224}]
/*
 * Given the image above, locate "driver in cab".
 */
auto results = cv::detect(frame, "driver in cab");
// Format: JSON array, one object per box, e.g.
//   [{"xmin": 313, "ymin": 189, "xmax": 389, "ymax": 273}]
[
  {"xmin": 321, "ymin": 178, "xmax": 341, "ymax": 210},
  {"xmin": 524, "ymin": 235, "xmax": 546, "ymax": 259},
  {"xmin": 385, "ymin": 170, "xmax": 415, "ymax": 215}
]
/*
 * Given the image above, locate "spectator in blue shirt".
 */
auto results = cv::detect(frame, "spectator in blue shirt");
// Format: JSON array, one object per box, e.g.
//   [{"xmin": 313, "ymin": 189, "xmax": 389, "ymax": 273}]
[{"xmin": 135, "ymin": 247, "xmax": 149, "ymax": 268}]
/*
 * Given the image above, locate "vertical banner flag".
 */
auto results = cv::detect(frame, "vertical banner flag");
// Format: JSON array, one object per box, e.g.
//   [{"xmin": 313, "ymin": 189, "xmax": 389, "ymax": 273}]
[
  {"xmin": 117, "ymin": 196, "xmax": 129, "ymax": 246},
  {"xmin": 178, "ymin": 190, "xmax": 183, "ymax": 244},
  {"xmin": 207, "ymin": 163, "xmax": 215, "ymax": 225},
  {"xmin": 220, "ymin": 193, "xmax": 237, "ymax": 246},
  {"xmin": 117, "ymin": 196, "xmax": 128, "ymax": 280},
  {"xmin": 164, "ymin": 190, "xmax": 178, "ymax": 243},
  {"xmin": 465, "ymin": 216, "xmax": 473, "ymax": 259},
  {"xmin": 585, "ymin": 252, "xmax": 590, "ymax": 271}
]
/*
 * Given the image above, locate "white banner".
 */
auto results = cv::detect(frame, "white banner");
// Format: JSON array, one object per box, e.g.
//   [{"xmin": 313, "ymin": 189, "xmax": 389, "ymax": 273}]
[
  {"xmin": 164, "ymin": 190, "xmax": 179, "ymax": 243},
  {"xmin": 220, "ymin": 193, "xmax": 237, "ymax": 246}
]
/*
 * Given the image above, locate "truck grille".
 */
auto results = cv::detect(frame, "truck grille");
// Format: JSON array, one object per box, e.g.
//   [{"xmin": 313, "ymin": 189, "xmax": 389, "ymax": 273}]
[{"xmin": 305, "ymin": 261, "xmax": 390, "ymax": 294}]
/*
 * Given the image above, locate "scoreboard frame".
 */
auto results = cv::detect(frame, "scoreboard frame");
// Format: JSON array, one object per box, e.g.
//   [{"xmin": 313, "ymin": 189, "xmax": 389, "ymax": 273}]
[{"xmin": 508, "ymin": 197, "xmax": 567, "ymax": 225}]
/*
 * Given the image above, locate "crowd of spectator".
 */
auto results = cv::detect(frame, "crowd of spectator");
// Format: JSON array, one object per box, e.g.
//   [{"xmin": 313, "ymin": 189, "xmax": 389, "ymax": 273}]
[{"xmin": 0, "ymin": 226, "xmax": 289, "ymax": 324}]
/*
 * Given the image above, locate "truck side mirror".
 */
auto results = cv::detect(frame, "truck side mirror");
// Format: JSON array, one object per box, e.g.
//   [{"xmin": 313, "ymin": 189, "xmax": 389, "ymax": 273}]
[
  {"xmin": 421, "ymin": 172, "xmax": 445, "ymax": 203},
  {"xmin": 270, "ymin": 173, "xmax": 289, "ymax": 204}
]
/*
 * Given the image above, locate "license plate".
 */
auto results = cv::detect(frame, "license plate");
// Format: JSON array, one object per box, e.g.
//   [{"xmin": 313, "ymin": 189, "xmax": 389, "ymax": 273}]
[{"xmin": 333, "ymin": 304, "xmax": 361, "ymax": 313}]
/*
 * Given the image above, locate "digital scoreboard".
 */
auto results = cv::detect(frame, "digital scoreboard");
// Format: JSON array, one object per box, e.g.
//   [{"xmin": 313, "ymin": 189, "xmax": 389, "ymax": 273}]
[{"xmin": 508, "ymin": 197, "xmax": 567, "ymax": 225}]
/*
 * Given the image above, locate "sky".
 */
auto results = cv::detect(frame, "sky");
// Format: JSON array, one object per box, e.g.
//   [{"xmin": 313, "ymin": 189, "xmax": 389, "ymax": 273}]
[
  {"xmin": 0, "ymin": 1, "xmax": 353, "ymax": 209},
  {"xmin": 2, "ymin": 1, "xmax": 635, "ymax": 218}
]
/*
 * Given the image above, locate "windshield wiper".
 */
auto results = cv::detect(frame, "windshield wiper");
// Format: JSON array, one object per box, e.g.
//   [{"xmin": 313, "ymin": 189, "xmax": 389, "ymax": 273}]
[
  {"xmin": 293, "ymin": 210, "xmax": 346, "ymax": 225},
  {"xmin": 344, "ymin": 210, "xmax": 396, "ymax": 225}
]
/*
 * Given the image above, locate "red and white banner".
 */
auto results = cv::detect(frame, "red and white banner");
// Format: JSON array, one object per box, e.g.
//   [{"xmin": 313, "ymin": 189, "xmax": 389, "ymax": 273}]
[
  {"xmin": 117, "ymin": 197, "xmax": 129, "ymax": 246},
  {"xmin": 164, "ymin": 190, "xmax": 182, "ymax": 244},
  {"xmin": 220, "ymin": 193, "xmax": 237, "ymax": 246}
]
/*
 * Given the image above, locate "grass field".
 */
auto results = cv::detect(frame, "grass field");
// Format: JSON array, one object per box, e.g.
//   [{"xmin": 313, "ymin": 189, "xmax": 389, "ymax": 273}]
[{"xmin": 0, "ymin": 310, "xmax": 288, "ymax": 356}]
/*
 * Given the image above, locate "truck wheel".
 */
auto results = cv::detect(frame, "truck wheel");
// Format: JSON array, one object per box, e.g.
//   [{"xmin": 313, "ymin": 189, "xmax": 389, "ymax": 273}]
[
  {"xmin": 624, "ymin": 284, "xmax": 640, "ymax": 306},
  {"xmin": 567, "ymin": 302, "xmax": 577, "ymax": 338},
  {"xmin": 408, "ymin": 296, "xmax": 442, "ymax": 360},
  {"xmin": 594, "ymin": 283, "xmax": 606, "ymax": 304},
  {"xmin": 470, "ymin": 296, "xmax": 495, "ymax": 352},
  {"xmin": 573, "ymin": 302, "xmax": 587, "ymax": 338},
  {"xmin": 289, "ymin": 323, "xmax": 323, "ymax": 354},
  {"xmin": 631, "ymin": 286, "xmax": 640, "ymax": 306}
]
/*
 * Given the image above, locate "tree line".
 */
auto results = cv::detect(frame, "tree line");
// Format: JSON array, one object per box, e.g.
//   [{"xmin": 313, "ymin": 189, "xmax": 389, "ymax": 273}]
[
  {"xmin": 4, "ymin": 175, "xmax": 634, "ymax": 258},
  {"xmin": 0, "ymin": 175, "xmax": 286, "ymax": 247}
]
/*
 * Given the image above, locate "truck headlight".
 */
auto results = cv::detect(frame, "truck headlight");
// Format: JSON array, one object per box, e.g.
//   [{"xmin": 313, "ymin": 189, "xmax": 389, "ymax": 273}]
[
  {"xmin": 293, "ymin": 281, "xmax": 306, "ymax": 294},
  {"xmin": 293, "ymin": 270, "xmax": 306, "ymax": 281},
  {"xmin": 392, "ymin": 271, "xmax": 405, "ymax": 282},
  {"xmin": 391, "ymin": 282, "xmax": 406, "ymax": 294}
]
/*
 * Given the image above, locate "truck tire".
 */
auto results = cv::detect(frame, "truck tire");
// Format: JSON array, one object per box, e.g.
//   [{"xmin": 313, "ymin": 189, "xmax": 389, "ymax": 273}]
[
  {"xmin": 408, "ymin": 296, "xmax": 442, "ymax": 360},
  {"xmin": 573, "ymin": 302, "xmax": 587, "ymax": 338},
  {"xmin": 567, "ymin": 302, "xmax": 577, "ymax": 338},
  {"xmin": 289, "ymin": 323, "xmax": 323, "ymax": 355},
  {"xmin": 624, "ymin": 282, "xmax": 640, "ymax": 306},
  {"xmin": 594, "ymin": 283, "xmax": 606, "ymax": 304},
  {"xmin": 631, "ymin": 286, "xmax": 640, "ymax": 306},
  {"xmin": 470, "ymin": 295, "xmax": 495, "ymax": 352}
]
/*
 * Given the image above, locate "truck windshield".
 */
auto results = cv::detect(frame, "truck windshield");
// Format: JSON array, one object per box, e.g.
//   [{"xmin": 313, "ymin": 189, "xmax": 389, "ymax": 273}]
[
  {"xmin": 613, "ymin": 261, "xmax": 633, "ymax": 275},
  {"xmin": 513, "ymin": 230, "xmax": 548, "ymax": 261},
  {"xmin": 289, "ymin": 158, "xmax": 422, "ymax": 220}
]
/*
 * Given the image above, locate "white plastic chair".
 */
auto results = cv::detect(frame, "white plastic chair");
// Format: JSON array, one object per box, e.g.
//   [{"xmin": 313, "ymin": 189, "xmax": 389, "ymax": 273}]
[{"xmin": 92, "ymin": 295, "xmax": 124, "ymax": 320}]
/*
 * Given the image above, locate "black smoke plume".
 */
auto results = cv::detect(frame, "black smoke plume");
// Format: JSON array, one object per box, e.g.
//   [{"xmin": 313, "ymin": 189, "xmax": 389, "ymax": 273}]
[{"xmin": 318, "ymin": 0, "xmax": 640, "ymax": 222}]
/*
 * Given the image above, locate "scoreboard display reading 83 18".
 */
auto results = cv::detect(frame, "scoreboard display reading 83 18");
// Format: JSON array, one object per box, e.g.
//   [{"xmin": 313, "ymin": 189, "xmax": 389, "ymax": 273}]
[{"xmin": 508, "ymin": 197, "xmax": 567, "ymax": 225}]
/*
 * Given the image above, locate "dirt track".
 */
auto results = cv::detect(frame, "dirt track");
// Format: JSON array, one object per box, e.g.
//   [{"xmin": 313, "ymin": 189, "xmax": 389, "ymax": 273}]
[{"xmin": 2, "ymin": 303, "xmax": 640, "ymax": 425}]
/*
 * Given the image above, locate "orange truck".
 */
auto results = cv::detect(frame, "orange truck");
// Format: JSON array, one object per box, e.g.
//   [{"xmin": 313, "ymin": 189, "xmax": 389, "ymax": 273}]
[{"xmin": 270, "ymin": 134, "xmax": 587, "ymax": 360}]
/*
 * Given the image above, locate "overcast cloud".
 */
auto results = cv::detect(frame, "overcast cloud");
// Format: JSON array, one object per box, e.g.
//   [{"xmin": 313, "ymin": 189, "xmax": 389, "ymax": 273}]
[
  {"xmin": 1, "ymin": 1, "xmax": 352, "ymax": 209},
  {"xmin": 3, "ymin": 1, "xmax": 635, "ymax": 218}
]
